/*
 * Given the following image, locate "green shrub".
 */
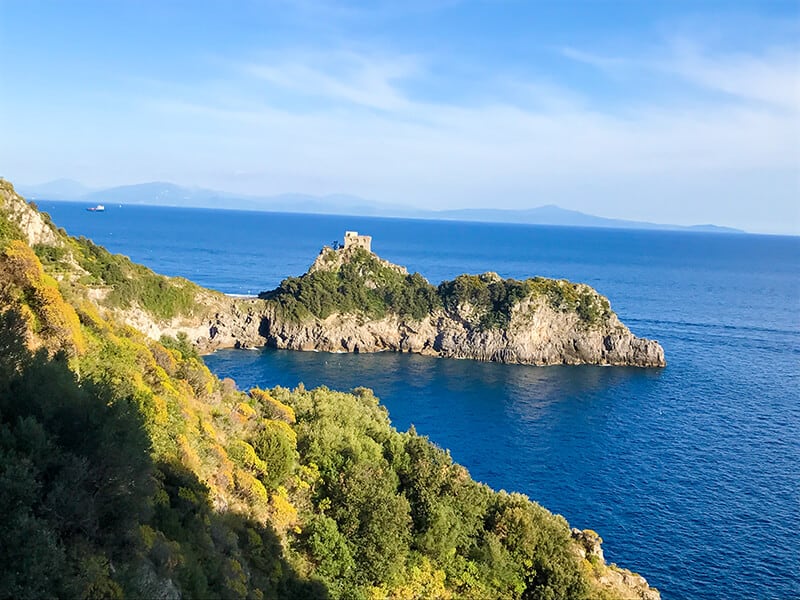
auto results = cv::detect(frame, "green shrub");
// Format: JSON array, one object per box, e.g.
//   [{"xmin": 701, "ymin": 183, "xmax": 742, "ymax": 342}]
[
  {"xmin": 438, "ymin": 274, "xmax": 531, "ymax": 328},
  {"xmin": 72, "ymin": 237, "xmax": 197, "ymax": 320},
  {"xmin": 250, "ymin": 421, "xmax": 297, "ymax": 490},
  {"xmin": 33, "ymin": 243, "xmax": 68, "ymax": 265},
  {"xmin": 0, "ymin": 209, "xmax": 23, "ymax": 248},
  {"xmin": 160, "ymin": 332, "xmax": 200, "ymax": 361},
  {"xmin": 261, "ymin": 248, "xmax": 612, "ymax": 330},
  {"xmin": 261, "ymin": 248, "xmax": 440, "ymax": 321},
  {"xmin": 529, "ymin": 277, "xmax": 611, "ymax": 325}
]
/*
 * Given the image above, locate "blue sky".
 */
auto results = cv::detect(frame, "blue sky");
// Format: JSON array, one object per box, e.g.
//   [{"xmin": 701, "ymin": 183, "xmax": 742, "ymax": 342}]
[{"xmin": 1, "ymin": 0, "xmax": 798, "ymax": 233}]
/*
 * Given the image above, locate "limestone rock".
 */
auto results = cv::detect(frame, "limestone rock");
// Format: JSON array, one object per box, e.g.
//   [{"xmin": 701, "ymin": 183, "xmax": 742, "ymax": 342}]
[
  {"xmin": 571, "ymin": 528, "xmax": 661, "ymax": 600},
  {"xmin": 261, "ymin": 296, "xmax": 665, "ymax": 367},
  {"xmin": 0, "ymin": 180, "xmax": 63, "ymax": 247}
]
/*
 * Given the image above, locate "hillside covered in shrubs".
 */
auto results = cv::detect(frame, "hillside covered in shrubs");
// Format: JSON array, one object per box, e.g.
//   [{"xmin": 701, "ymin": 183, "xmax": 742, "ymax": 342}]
[
  {"xmin": 0, "ymin": 179, "xmax": 658, "ymax": 599},
  {"xmin": 262, "ymin": 246, "xmax": 612, "ymax": 329}
]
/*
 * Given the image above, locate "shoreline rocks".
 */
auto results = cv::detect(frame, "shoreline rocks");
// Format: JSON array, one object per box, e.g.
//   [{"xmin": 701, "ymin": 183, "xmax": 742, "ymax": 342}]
[
  {"xmin": 260, "ymin": 301, "xmax": 665, "ymax": 367},
  {"xmin": 134, "ymin": 290, "xmax": 665, "ymax": 368}
]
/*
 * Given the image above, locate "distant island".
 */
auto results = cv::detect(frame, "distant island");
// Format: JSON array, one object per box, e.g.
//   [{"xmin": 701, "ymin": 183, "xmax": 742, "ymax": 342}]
[{"xmin": 19, "ymin": 178, "xmax": 744, "ymax": 234}]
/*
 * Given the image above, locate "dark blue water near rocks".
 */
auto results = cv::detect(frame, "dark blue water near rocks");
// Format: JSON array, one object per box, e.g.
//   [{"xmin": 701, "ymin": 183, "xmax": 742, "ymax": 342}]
[{"xmin": 42, "ymin": 201, "xmax": 799, "ymax": 600}]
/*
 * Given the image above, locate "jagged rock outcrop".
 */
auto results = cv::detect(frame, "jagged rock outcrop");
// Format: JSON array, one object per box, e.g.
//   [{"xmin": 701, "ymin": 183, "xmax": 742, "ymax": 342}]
[
  {"xmin": 571, "ymin": 528, "xmax": 661, "ymax": 600},
  {"xmin": 115, "ymin": 293, "xmax": 269, "ymax": 352},
  {"xmin": 308, "ymin": 244, "xmax": 408, "ymax": 277},
  {"xmin": 0, "ymin": 180, "xmax": 63, "ymax": 247},
  {"xmin": 572, "ymin": 528, "xmax": 606, "ymax": 563},
  {"xmin": 257, "ymin": 245, "xmax": 665, "ymax": 367},
  {"xmin": 262, "ymin": 294, "xmax": 664, "ymax": 367}
]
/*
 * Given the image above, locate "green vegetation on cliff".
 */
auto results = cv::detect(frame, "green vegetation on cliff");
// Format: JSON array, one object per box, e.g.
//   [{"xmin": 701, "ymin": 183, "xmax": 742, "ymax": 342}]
[
  {"xmin": 68, "ymin": 236, "xmax": 199, "ymax": 320},
  {"xmin": 261, "ymin": 247, "xmax": 440, "ymax": 321},
  {"xmin": 438, "ymin": 273, "xmax": 532, "ymax": 328},
  {"xmin": 262, "ymin": 247, "xmax": 612, "ymax": 328},
  {"xmin": 0, "ymin": 210, "xmax": 23, "ymax": 247},
  {"xmin": 1, "ymin": 179, "xmax": 200, "ymax": 323}
]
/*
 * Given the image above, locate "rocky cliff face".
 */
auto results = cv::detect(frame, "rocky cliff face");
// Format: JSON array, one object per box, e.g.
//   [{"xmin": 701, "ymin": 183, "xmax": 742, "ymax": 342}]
[
  {"xmin": 94, "ymin": 248, "xmax": 666, "ymax": 367},
  {"xmin": 0, "ymin": 180, "xmax": 63, "ymax": 247},
  {"xmin": 159, "ymin": 286, "xmax": 664, "ymax": 368},
  {"xmin": 256, "ymin": 247, "xmax": 665, "ymax": 367},
  {"xmin": 571, "ymin": 529, "xmax": 661, "ymax": 600},
  {"xmin": 262, "ymin": 294, "xmax": 664, "ymax": 367},
  {"xmin": 111, "ymin": 296, "xmax": 663, "ymax": 369},
  {"xmin": 116, "ymin": 293, "xmax": 269, "ymax": 352}
]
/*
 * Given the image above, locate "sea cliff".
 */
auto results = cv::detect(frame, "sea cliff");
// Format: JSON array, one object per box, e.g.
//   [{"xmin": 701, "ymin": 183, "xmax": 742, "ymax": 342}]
[
  {"xmin": 246, "ymin": 245, "xmax": 662, "ymax": 368},
  {"xmin": 259, "ymin": 245, "xmax": 664, "ymax": 367},
  {"xmin": 0, "ymin": 178, "xmax": 661, "ymax": 599},
  {"xmin": 116, "ymin": 244, "xmax": 665, "ymax": 368}
]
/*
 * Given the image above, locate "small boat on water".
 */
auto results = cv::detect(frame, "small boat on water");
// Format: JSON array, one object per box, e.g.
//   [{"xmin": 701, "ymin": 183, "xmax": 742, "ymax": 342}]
[{"xmin": 86, "ymin": 204, "xmax": 105, "ymax": 212}]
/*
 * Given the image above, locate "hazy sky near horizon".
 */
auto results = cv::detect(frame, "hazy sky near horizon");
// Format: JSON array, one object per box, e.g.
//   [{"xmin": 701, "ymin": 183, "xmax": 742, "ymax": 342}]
[{"xmin": 1, "ymin": 1, "xmax": 799, "ymax": 233}]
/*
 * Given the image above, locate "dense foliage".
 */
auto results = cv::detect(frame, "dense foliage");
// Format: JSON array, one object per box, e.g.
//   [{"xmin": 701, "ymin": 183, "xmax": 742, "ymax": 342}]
[
  {"xmin": 0, "ymin": 241, "xmax": 324, "ymax": 599},
  {"xmin": 261, "ymin": 248, "xmax": 441, "ymax": 321},
  {"xmin": 262, "ymin": 248, "xmax": 612, "ymax": 329},
  {"xmin": 438, "ymin": 274, "xmax": 531, "ymax": 328},
  {"xmin": 68, "ymin": 236, "xmax": 199, "ymax": 320},
  {"xmin": 0, "ymin": 207, "xmax": 24, "ymax": 247},
  {"xmin": 280, "ymin": 385, "xmax": 593, "ymax": 599}
]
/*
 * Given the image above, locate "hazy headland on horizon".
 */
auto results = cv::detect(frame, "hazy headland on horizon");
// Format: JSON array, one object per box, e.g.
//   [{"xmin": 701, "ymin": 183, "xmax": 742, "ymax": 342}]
[{"xmin": 20, "ymin": 179, "xmax": 745, "ymax": 234}]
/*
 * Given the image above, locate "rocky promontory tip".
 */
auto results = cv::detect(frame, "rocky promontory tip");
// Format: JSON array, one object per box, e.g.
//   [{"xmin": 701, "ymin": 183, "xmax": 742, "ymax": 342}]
[
  {"xmin": 571, "ymin": 528, "xmax": 661, "ymax": 600},
  {"xmin": 254, "ymin": 232, "xmax": 666, "ymax": 367}
]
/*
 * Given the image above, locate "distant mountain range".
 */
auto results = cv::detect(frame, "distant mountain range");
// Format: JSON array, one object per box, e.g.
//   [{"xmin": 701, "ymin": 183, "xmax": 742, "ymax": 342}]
[
  {"xmin": 21, "ymin": 178, "xmax": 94, "ymax": 200},
  {"xmin": 434, "ymin": 206, "xmax": 742, "ymax": 233},
  {"xmin": 19, "ymin": 179, "xmax": 744, "ymax": 234}
]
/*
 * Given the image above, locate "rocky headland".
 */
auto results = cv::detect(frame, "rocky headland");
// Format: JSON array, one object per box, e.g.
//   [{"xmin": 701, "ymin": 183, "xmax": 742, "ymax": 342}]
[
  {"xmin": 0, "ymin": 179, "xmax": 662, "ymax": 599},
  {"xmin": 219, "ymin": 244, "xmax": 664, "ymax": 368},
  {"xmin": 0, "ymin": 181, "xmax": 664, "ymax": 367},
  {"xmin": 134, "ymin": 242, "xmax": 666, "ymax": 368}
]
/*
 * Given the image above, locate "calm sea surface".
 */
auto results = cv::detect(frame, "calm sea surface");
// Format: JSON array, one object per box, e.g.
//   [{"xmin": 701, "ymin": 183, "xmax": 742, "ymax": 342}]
[{"xmin": 42, "ymin": 201, "xmax": 800, "ymax": 600}]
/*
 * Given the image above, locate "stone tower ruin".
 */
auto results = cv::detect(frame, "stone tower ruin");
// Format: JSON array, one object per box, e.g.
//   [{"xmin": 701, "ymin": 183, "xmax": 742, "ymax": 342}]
[{"xmin": 343, "ymin": 231, "xmax": 372, "ymax": 252}]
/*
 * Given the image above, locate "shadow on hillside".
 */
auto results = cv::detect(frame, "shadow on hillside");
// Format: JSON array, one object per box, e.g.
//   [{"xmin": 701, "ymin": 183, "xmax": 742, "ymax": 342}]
[
  {"xmin": 0, "ymin": 309, "xmax": 328, "ymax": 599},
  {"xmin": 154, "ymin": 459, "xmax": 328, "ymax": 599}
]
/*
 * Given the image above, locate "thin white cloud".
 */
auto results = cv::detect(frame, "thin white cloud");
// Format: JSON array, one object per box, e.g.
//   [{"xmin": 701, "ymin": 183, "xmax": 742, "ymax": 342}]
[
  {"xmin": 664, "ymin": 43, "xmax": 800, "ymax": 110},
  {"xmin": 561, "ymin": 40, "xmax": 800, "ymax": 111},
  {"xmin": 7, "ymin": 26, "xmax": 798, "ymax": 233},
  {"xmin": 129, "ymin": 38, "xmax": 800, "ymax": 234},
  {"xmin": 242, "ymin": 51, "xmax": 420, "ymax": 111},
  {"xmin": 559, "ymin": 47, "xmax": 632, "ymax": 71}
]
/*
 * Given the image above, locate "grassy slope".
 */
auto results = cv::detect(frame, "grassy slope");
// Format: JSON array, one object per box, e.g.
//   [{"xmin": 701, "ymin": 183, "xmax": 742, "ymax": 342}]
[
  {"xmin": 0, "ymin": 179, "xmax": 653, "ymax": 600},
  {"xmin": 0, "ymin": 178, "xmax": 204, "ymax": 323}
]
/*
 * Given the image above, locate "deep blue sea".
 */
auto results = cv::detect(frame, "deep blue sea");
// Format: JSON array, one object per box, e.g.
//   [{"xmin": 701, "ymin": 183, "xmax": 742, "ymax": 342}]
[{"xmin": 42, "ymin": 201, "xmax": 799, "ymax": 600}]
